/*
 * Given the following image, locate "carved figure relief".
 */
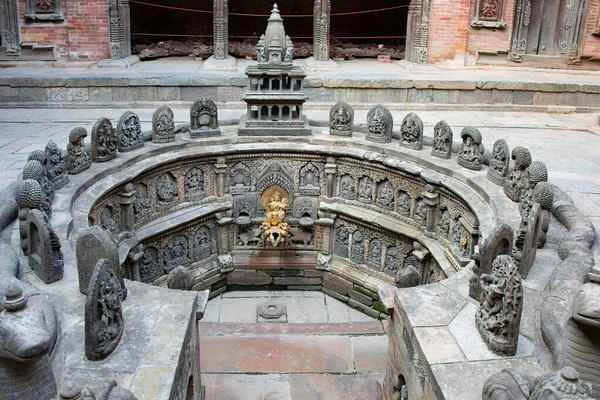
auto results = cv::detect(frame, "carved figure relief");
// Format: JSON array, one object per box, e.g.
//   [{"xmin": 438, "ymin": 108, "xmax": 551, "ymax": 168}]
[
  {"xmin": 293, "ymin": 197, "xmax": 317, "ymax": 220},
  {"xmin": 288, "ymin": 226, "xmax": 314, "ymax": 246},
  {"xmin": 350, "ymin": 230, "xmax": 365, "ymax": 264},
  {"xmin": 234, "ymin": 195, "xmax": 257, "ymax": 219},
  {"xmin": 451, "ymin": 220, "xmax": 469, "ymax": 257},
  {"xmin": 504, "ymin": 146, "xmax": 532, "ymax": 202},
  {"xmin": 334, "ymin": 226, "xmax": 349, "ymax": 257},
  {"xmin": 190, "ymin": 98, "xmax": 221, "ymax": 137},
  {"xmin": 133, "ymin": 183, "xmax": 151, "ymax": 221},
  {"xmin": 229, "ymin": 162, "xmax": 252, "ymax": 193},
  {"xmin": 339, "ymin": 175, "xmax": 355, "ymax": 200},
  {"xmin": 487, "ymin": 139, "xmax": 510, "ymax": 186},
  {"xmin": 156, "ymin": 173, "xmax": 178, "ymax": 205},
  {"xmin": 85, "ymin": 259, "xmax": 124, "ymax": 361},
  {"xmin": 91, "ymin": 117, "xmax": 118, "ymax": 162},
  {"xmin": 479, "ymin": 0, "xmax": 501, "ymax": 20},
  {"xmin": 475, "ymin": 254, "xmax": 523, "ymax": 356},
  {"xmin": 100, "ymin": 206, "xmax": 119, "ymax": 236},
  {"xmin": 261, "ymin": 186, "xmax": 290, "ymax": 247},
  {"xmin": 27, "ymin": 209, "xmax": 64, "ymax": 284},
  {"xmin": 398, "ymin": 191, "xmax": 411, "ymax": 217},
  {"xmin": 431, "ymin": 120, "xmax": 453, "ymax": 159},
  {"xmin": 184, "ymin": 167, "xmax": 205, "ymax": 202},
  {"xmin": 357, "ymin": 177, "xmax": 373, "ymax": 204},
  {"xmin": 400, "ymin": 112, "xmax": 424, "ymax": 150},
  {"xmin": 237, "ymin": 225, "xmax": 264, "ymax": 247},
  {"xmin": 384, "ymin": 246, "xmax": 399, "ymax": 275},
  {"xmin": 299, "ymin": 161, "xmax": 321, "ymax": 195},
  {"xmin": 117, "ymin": 111, "xmax": 144, "ymax": 152},
  {"xmin": 329, "ymin": 101, "xmax": 353, "ymax": 136},
  {"xmin": 67, "ymin": 127, "xmax": 91, "ymax": 175},
  {"xmin": 192, "ymin": 226, "xmax": 213, "ymax": 261},
  {"xmin": 366, "ymin": 105, "xmax": 393, "ymax": 143},
  {"xmin": 45, "ymin": 140, "xmax": 69, "ymax": 190},
  {"xmin": 163, "ymin": 235, "xmax": 189, "ymax": 273},
  {"xmin": 139, "ymin": 246, "xmax": 160, "ymax": 283},
  {"xmin": 458, "ymin": 127, "xmax": 485, "ymax": 170},
  {"xmin": 313, "ymin": 0, "xmax": 331, "ymax": 61},
  {"xmin": 376, "ymin": 180, "xmax": 395, "ymax": 210},
  {"xmin": 436, "ymin": 209, "xmax": 451, "ymax": 236},
  {"xmin": 413, "ymin": 200, "xmax": 427, "ymax": 226},
  {"xmin": 367, "ymin": 238, "xmax": 382, "ymax": 269},
  {"xmin": 152, "ymin": 105, "xmax": 175, "ymax": 143}
]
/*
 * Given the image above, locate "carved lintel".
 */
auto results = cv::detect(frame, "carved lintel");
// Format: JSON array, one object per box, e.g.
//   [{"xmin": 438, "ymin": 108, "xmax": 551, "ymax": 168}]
[{"xmin": 470, "ymin": 20, "xmax": 506, "ymax": 29}]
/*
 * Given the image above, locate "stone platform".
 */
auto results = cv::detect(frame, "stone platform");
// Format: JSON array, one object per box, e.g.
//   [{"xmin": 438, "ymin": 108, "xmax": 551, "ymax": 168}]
[{"xmin": 1, "ymin": 58, "xmax": 600, "ymax": 110}]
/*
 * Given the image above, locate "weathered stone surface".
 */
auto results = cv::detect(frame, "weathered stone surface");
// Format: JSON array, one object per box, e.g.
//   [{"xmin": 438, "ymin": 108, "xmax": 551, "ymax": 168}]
[
  {"xmin": 166, "ymin": 266, "xmax": 195, "ymax": 290},
  {"xmin": 47, "ymin": 88, "xmax": 88, "ymax": 102},
  {"xmin": 202, "ymin": 374, "xmax": 291, "ymax": 400},
  {"xmin": 290, "ymin": 373, "xmax": 383, "ymax": 400},
  {"xmin": 396, "ymin": 284, "xmax": 468, "ymax": 327},
  {"xmin": 76, "ymin": 226, "xmax": 119, "ymax": 294},
  {"xmin": 199, "ymin": 321, "xmax": 384, "ymax": 336},
  {"xmin": 27, "ymin": 209, "xmax": 63, "ymax": 284}
]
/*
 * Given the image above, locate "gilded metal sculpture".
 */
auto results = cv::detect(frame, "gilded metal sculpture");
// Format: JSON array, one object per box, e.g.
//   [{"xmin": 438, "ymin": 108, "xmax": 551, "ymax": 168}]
[{"xmin": 261, "ymin": 185, "xmax": 289, "ymax": 247}]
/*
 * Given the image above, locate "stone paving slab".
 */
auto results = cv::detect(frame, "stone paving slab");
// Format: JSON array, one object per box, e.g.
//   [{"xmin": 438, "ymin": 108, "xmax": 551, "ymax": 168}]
[
  {"xmin": 201, "ymin": 374, "xmax": 291, "ymax": 400},
  {"xmin": 351, "ymin": 336, "xmax": 389, "ymax": 373},
  {"xmin": 200, "ymin": 322, "xmax": 384, "ymax": 336},
  {"xmin": 289, "ymin": 373, "xmax": 384, "ymax": 400}
]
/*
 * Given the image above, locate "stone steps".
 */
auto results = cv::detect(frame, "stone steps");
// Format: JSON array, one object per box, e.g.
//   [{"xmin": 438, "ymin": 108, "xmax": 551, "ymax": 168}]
[{"xmin": 199, "ymin": 321, "xmax": 388, "ymax": 399}]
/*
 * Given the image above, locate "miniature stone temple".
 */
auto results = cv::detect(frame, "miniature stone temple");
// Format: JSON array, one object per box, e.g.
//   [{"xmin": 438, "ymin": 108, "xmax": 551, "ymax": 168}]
[
  {"xmin": 67, "ymin": 127, "xmax": 92, "ymax": 175},
  {"xmin": 190, "ymin": 97, "xmax": 221, "ymax": 138},
  {"xmin": 152, "ymin": 105, "xmax": 176, "ymax": 143},
  {"xmin": 239, "ymin": 4, "xmax": 311, "ymax": 136}
]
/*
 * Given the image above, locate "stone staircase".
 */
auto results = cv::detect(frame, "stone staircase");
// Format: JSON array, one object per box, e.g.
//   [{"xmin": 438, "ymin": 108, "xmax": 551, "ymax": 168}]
[{"xmin": 198, "ymin": 321, "xmax": 388, "ymax": 400}]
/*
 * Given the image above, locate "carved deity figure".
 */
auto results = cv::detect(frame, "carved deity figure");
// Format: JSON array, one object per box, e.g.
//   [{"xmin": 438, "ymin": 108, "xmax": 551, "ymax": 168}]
[
  {"xmin": 451, "ymin": 220, "xmax": 469, "ymax": 257},
  {"xmin": 329, "ymin": 101, "xmax": 354, "ymax": 136},
  {"xmin": 475, "ymin": 254, "xmax": 522, "ymax": 356},
  {"xmin": 504, "ymin": 146, "xmax": 532, "ymax": 202},
  {"xmin": 117, "ymin": 111, "xmax": 144, "ymax": 152},
  {"xmin": 350, "ymin": 230, "xmax": 364, "ymax": 264},
  {"xmin": 384, "ymin": 247, "xmax": 399, "ymax": 274},
  {"xmin": 398, "ymin": 192, "xmax": 411, "ymax": 217},
  {"xmin": 339, "ymin": 175, "xmax": 355, "ymax": 200},
  {"xmin": 133, "ymin": 184, "xmax": 151, "ymax": 220},
  {"xmin": 190, "ymin": 97, "xmax": 220, "ymax": 137},
  {"xmin": 156, "ymin": 173, "xmax": 177, "ymax": 204},
  {"xmin": 334, "ymin": 226, "xmax": 349, "ymax": 257},
  {"xmin": 139, "ymin": 246, "xmax": 160, "ymax": 282},
  {"xmin": 436, "ymin": 209, "xmax": 451, "ymax": 236},
  {"xmin": 487, "ymin": 139, "xmax": 510, "ymax": 186},
  {"xmin": 366, "ymin": 105, "xmax": 393, "ymax": 143},
  {"xmin": 357, "ymin": 177, "xmax": 373, "ymax": 203},
  {"xmin": 261, "ymin": 186, "xmax": 290, "ymax": 247},
  {"xmin": 431, "ymin": 120, "xmax": 453, "ymax": 159},
  {"xmin": 400, "ymin": 113, "xmax": 423, "ymax": 150},
  {"xmin": 479, "ymin": 0, "xmax": 500, "ymax": 20},
  {"xmin": 193, "ymin": 226, "xmax": 213, "ymax": 260},
  {"xmin": 100, "ymin": 206, "xmax": 119, "ymax": 236},
  {"xmin": 163, "ymin": 235, "xmax": 189, "ymax": 273},
  {"xmin": 458, "ymin": 127, "xmax": 485, "ymax": 170},
  {"xmin": 91, "ymin": 117, "xmax": 118, "ymax": 162},
  {"xmin": 413, "ymin": 200, "xmax": 427, "ymax": 226},
  {"xmin": 67, "ymin": 127, "xmax": 92, "ymax": 175},
  {"xmin": 376, "ymin": 180, "xmax": 394, "ymax": 209},
  {"xmin": 368, "ymin": 238, "xmax": 382, "ymax": 269},
  {"xmin": 299, "ymin": 162, "xmax": 320, "ymax": 194},
  {"xmin": 185, "ymin": 167, "xmax": 205, "ymax": 201},
  {"xmin": 45, "ymin": 140, "xmax": 69, "ymax": 190},
  {"xmin": 152, "ymin": 105, "xmax": 175, "ymax": 143}
]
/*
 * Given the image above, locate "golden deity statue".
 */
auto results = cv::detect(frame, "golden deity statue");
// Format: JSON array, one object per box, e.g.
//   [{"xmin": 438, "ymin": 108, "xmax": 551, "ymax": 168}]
[{"xmin": 261, "ymin": 185, "xmax": 289, "ymax": 247}]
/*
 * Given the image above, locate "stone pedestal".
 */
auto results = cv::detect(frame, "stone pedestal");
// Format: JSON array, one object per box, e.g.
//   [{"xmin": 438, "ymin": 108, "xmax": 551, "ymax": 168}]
[
  {"xmin": 201, "ymin": 55, "xmax": 237, "ymax": 71},
  {"xmin": 303, "ymin": 57, "xmax": 340, "ymax": 71}
]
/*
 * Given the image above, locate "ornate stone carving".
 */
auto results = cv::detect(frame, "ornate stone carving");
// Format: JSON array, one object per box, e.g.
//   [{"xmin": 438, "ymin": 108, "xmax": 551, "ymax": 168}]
[
  {"xmin": 140, "ymin": 246, "xmax": 160, "ymax": 283},
  {"xmin": 288, "ymin": 226, "xmax": 314, "ymax": 246},
  {"xmin": 400, "ymin": 112, "xmax": 424, "ymax": 150},
  {"xmin": 475, "ymin": 254, "xmax": 522, "ymax": 356},
  {"xmin": 28, "ymin": 151, "xmax": 55, "ymax": 212},
  {"xmin": 229, "ymin": 162, "xmax": 252, "ymax": 193},
  {"xmin": 458, "ymin": 127, "xmax": 484, "ymax": 170},
  {"xmin": 406, "ymin": 0, "xmax": 430, "ymax": 63},
  {"xmin": 192, "ymin": 226, "xmax": 213, "ymax": 261},
  {"xmin": 85, "ymin": 259, "xmax": 124, "ymax": 361},
  {"xmin": 487, "ymin": 139, "xmax": 510, "ymax": 186},
  {"xmin": 398, "ymin": 191, "xmax": 411, "ymax": 217},
  {"xmin": 91, "ymin": 117, "xmax": 118, "ymax": 162},
  {"xmin": 156, "ymin": 173, "xmax": 178, "ymax": 206},
  {"xmin": 513, "ymin": 202, "xmax": 541, "ymax": 279},
  {"xmin": 76, "ymin": 226, "xmax": 119, "ymax": 295},
  {"xmin": 108, "ymin": 0, "xmax": 131, "ymax": 59},
  {"xmin": 504, "ymin": 146, "xmax": 532, "ymax": 202},
  {"xmin": 376, "ymin": 180, "xmax": 395, "ymax": 210},
  {"xmin": 436, "ymin": 208, "xmax": 450, "ymax": 236},
  {"xmin": 25, "ymin": 0, "xmax": 63, "ymax": 21},
  {"xmin": 293, "ymin": 197, "xmax": 317, "ymax": 220},
  {"xmin": 117, "ymin": 111, "xmax": 144, "ymax": 152},
  {"xmin": 133, "ymin": 183, "xmax": 151, "ymax": 221},
  {"xmin": 350, "ymin": 230, "xmax": 365, "ymax": 264},
  {"xmin": 218, "ymin": 253, "xmax": 234, "ymax": 272},
  {"xmin": 27, "ymin": 209, "xmax": 64, "ymax": 284},
  {"xmin": 184, "ymin": 167, "xmax": 205, "ymax": 202},
  {"xmin": 257, "ymin": 301, "xmax": 287, "ymax": 322},
  {"xmin": 59, "ymin": 379, "xmax": 138, "ymax": 400},
  {"xmin": 100, "ymin": 205, "xmax": 119, "ymax": 236},
  {"xmin": 357, "ymin": 177, "xmax": 373, "ymax": 204},
  {"xmin": 384, "ymin": 246, "xmax": 399, "ymax": 275},
  {"xmin": 299, "ymin": 161, "xmax": 320, "ymax": 195},
  {"xmin": 367, "ymin": 238, "xmax": 382, "ymax": 270},
  {"xmin": 213, "ymin": 0, "xmax": 229, "ymax": 59},
  {"xmin": 234, "ymin": 195, "xmax": 257, "ymax": 220},
  {"xmin": 152, "ymin": 105, "xmax": 175, "ymax": 143},
  {"xmin": 334, "ymin": 226, "xmax": 349, "ymax": 257},
  {"xmin": 565, "ymin": 271, "xmax": 600, "ymax": 394},
  {"xmin": 45, "ymin": 140, "xmax": 69, "ymax": 190},
  {"xmin": 338, "ymin": 175, "xmax": 355, "ymax": 200},
  {"xmin": 163, "ymin": 235, "xmax": 189, "ymax": 273},
  {"xmin": 451, "ymin": 220, "xmax": 469, "ymax": 257},
  {"xmin": 167, "ymin": 266, "xmax": 194, "ymax": 291},
  {"xmin": 413, "ymin": 199, "xmax": 427, "ymax": 226},
  {"xmin": 0, "ymin": 285, "xmax": 57, "ymax": 399},
  {"xmin": 313, "ymin": 0, "xmax": 331, "ymax": 61},
  {"xmin": 190, "ymin": 98, "xmax": 221, "ymax": 138},
  {"xmin": 237, "ymin": 225, "xmax": 263, "ymax": 247},
  {"xmin": 431, "ymin": 120, "xmax": 453, "ymax": 159},
  {"xmin": 261, "ymin": 186, "xmax": 290, "ymax": 247},
  {"xmin": 67, "ymin": 127, "xmax": 92, "ymax": 175},
  {"xmin": 0, "ymin": 0, "xmax": 22, "ymax": 56},
  {"xmin": 18, "ymin": 179, "xmax": 42, "ymax": 254},
  {"xmin": 256, "ymin": 160, "xmax": 295, "ymax": 196},
  {"xmin": 366, "ymin": 105, "xmax": 393, "ymax": 143},
  {"xmin": 329, "ymin": 101, "xmax": 353, "ymax": 136},
  {"xmin": 472, "ymin": 0, "xmax": 506, "ymax": 28}
]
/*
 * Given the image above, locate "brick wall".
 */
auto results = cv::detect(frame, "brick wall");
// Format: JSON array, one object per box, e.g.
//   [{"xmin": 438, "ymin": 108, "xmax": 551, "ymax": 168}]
[
  {"xmin": 465, "ymin": 0, "xmax": 515, "ymax": 63},
  {"xmin": 427, "ymin": 0, "xmax": 471, "ymax": 64},
  {"xmin": 18, "ymin": 0, "xmax": 110, "ymax": 61},
  {"xmin": 582, "ymin": 0, "xmax": 600, "ymax": 56}
]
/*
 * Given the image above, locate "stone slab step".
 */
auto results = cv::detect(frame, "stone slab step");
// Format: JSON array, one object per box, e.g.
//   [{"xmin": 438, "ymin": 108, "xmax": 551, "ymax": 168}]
[{"xmin": 199, "ymin": 321, "xmax": 384, "ymax": 336}]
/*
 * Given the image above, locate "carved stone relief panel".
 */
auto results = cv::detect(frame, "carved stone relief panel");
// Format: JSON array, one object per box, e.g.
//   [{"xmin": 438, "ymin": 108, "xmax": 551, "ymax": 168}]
[
  {"xmin": 192, "ymin": 225, "xmax": 214, "ymax": 261},
  {"xmin": 338, "ymin": 175, "xmax": 355, "ymax": 200},
  {"xmin": 398, "ymin": 191, "xmax": 411, "ymax": 217},
  {"xmin": 139, "ymin": 246, "xmax": 160, "ymax": 283},
  {"xmin": 357, "ymin": 177, "xmax": 374, "ymax": 204},
  {"xmin": 367, "ymin": 238, "xmax": 382, "ymax": 270},
  {"xmin": 1, "ymin": 0, "xmax": 22, "ymax": 55},
  {"xmin": 293, "ymin": 197, "xmax": 318, "ymax": 220},
  {"xmin": 329, "ymin": 101, "xmax": 353, "ymax": 136},
  {"xmin": 413, "ymin": 199, "xmax": 427, "ymax": 227},
  {"xmin": 288, "ymin": 226, "xmax": 315, "ymax": 247},
  {"xmin": 152, "ymin": 105, "xmax": 175, "ymax": 143},
  {"xmin": 431, "ymin": 120, "xmax": 453, "ymax": 159},
  {"xmin": 117, "ymin": 111, "xmax": 144, "ymax": 152},
  {"xmin": 163, "ymin": 235, "xmax": 190, "ymax": 273},
  {"xmin": 91, "ymin": 117, "xmax": 118, "ymax": 163},
  {"xmin": 299, "ymin": 161, "xmax": 321, "ymax": 195},
  {"xmin": 334, "ymin": 226, "xmax": 349, "ymax": 257},
  {"xmin": 100, "ymin": 205, "xmax": 119, "ymax": 236},
  {"xmin": 156, "ymin": 172, "xmax": 178, "ymax": 208},
  {"xmin": 350, "ymin": 230, "xmax": 365, "ymax": 264},
  {"xmin": 472, "ymin": 0, "xmax": 506, "ymax": 28},
  {"xmin": 366, "ymin": 105, "xmax": 393, "ymax": 143},
  {"xmin": 133, "ymin": 183, "xmax": 151, "ymax": 223},
  {"xmin": 436, "ymin": 208, "xmax": 451, "ymax": 237},
  {"xmin": 190, "ymin": 97, "xmax": 221, "ymax": 138},
  {"xmin": 487, "ymin": 139, "xmax": 510, "ymax": 186},
  {"xmin": 184, "ymin": 167, "xmax": 205, "ymax": 202},
  {"xmin": 25, "ymin": 0, "xmax": 63, "ymax": 21},
  {"xmin": 384, "ymin": 246, "xmax": 399, "ymax": 276},
  {"xmin": 229, "ymin": 161, "xmax": 253, "ymax": 194},
  {"xmin": 400, "ymin": 112, "xmax": 424, "ymax": 150},
  {"xmin": 376, "ymin": 180, "xmax": 395, "ymax": 210},
  {"xmin": 233, "ymin": 194, "xmax": 257, "ymax": 219}
]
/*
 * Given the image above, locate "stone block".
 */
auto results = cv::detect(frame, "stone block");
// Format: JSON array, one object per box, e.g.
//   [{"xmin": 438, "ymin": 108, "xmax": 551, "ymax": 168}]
[
  {"xmin": 371, "ymin": 301, "xmax": 387, "ymax": 313},
  {"xmin": 408, "ymin": 88, "xmax": 434, "ymax": 103},
  {"xmin": 88, "ymin": 87, "xmax": 112, "ymax": 102},
  {"xmin": 322, "ymin": 287, "xmax": 350, "ymax": 303},
  {"xmin": 226, "ymin": 270, "xmax": 272, "ymax": 286},
  {"xmin": 459, "ymin": 89, "xmax": 492, "ymax": 104},
  {"xmin": 512, "ymin": 90, "xmax": 534, "ymax": 105},
  {"xmin": 290, "ymin": 373, "xmax": 383, "ymax": 400},
  {"xmin": 323, "ymin": 272, "xmax": 354, "ymax": 288},
  {"xmin": 304, "ymin": 87, "xmax": 335, "ymax": 102},
  {"xmin": 532, "ymin": 91, "xmax": 561, "ymax": 105},
  {"xmin": 0, "ymin": 86, "xmax": 20, "ymax": 102},
  {"xmin": 323, "ymin": 278, "xmax": 348, "ymax": 296},
  {"xmin": 287, "ymin": 285, "xmax": 323, "ymax": 291},
  {"xmin": 432, "ymin": 89, "xmax": 460, "ymax": 104},
  {"xmin": 353, "ymin": 284, "xmax": 379, "ymax": 300},
  {"xmin": 348, "ymin": 298, "xmax": 380, "ymax": 319},
  {"xmin": 180, "ymin": 86, "xmax": 218, "ymax": 101},
  {"xmin": 351, "ymin": 336, "xmax": 389, "ymax": 373},
  {"xmin": 156, "ymin": 87, "xmax": 180, "ymax": 101},
  {"xmin": 263, "ymin": 269, "xmax": 304, "ymax": 277},
  {"xmin": 19, "ymin": 87, "xmax": 47, "ymax": 102},
  {"xmin": 348, "ymin": 288, "xmax": 373, "ymax": 306},
  {"xmin": 273, "ymin": 277, "xmax": 322, "ymax": 286},
  {"xmin": 46, "ymin": 88, "xmax": 88, "ymax": 102},
  {"xmin": 304, "ymin": 270, "xmax": 324, "ymax": 278},
  {"xmin": 414, "ymin": 326, "xmax": 467, "ymax": 364},
  {"xmin": 202, "ymin": 374, "xmax": 291, "ymax": 400},
  {"xmin": 112, "ymin": 87, "xmax": 156, "ymax": 102},
  {"xmin": 490, "ymin": 89, "xmax": 513, "ymax": 104}
]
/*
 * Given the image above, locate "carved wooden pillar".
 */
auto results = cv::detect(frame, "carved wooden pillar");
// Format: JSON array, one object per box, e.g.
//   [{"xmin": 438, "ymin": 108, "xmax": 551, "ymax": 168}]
[
  {"xmin": 594, "ymin": 9, "xmax": 600, "ymax": 37},
  {"xmin": 406, "ymin": 0, "xmax": 430, "ymax": 64},
  {"xmin": 108, "ymin": 0, "xmax": 131, "ymax": 59},
  {"xmin": 560, "ymin": 0, "xmax": 587, "ymax": 59},
  {"xmin": 313, "ymin": 0, "xmax": 331, "ymax": 61},
  {"xmin": 324, "ymin": 157, "xmax": 337, "ymax": 198},
  {"xmin": 213, "ymin": 0, "xmax": 229, "ymax": 60},
  {"xmin": 0, "ymin": 0, "xmax": 22, "ymax": 56}
]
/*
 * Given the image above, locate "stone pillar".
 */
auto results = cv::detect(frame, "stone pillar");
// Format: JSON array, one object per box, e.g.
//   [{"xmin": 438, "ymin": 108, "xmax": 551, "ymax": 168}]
[
  {"xmin": 216, "ymin": 213, "xmax": 234, "ymax": 273},
  {"xmin": 413, "ymin": 244, "xmax": 430, "ymax": 284},
  {"xmin": 405, "ymin": 0, "xmax": 430, "ymax": 64},
  {"xmin": 313, "ymin": 0, "xmax": 331, "ymax": 61},
  {"xmin": 125, "ymin": 244, "xmax": 143, "ymax": 281},
  {"xmin": 214, "ymin": 157, "xmax": 227, "ymax": 198},
  {"xmin": 324, "ymin": 157, "xmax": 337, "ymax": 198},
  {"xmin": 119, "ymin": 183, "xmax": 136, "ymax": 239},
  {"xmin": 422, "ymin": 184, "xmax": 439, "ymax": 236},
  {"xmin": 213, "ymin": 0, "xmax": 229, "ymax": 60},
  {"xmin": 0, "ymin": 0, "xmax": 22, "ymax": 56},
  {"xmin": 108, "ymin": 0, "xmax": 131, "ymax": 59},
  {"xmin": 315, "ymin": 214, "xmax": 335, "ymax": 270}
]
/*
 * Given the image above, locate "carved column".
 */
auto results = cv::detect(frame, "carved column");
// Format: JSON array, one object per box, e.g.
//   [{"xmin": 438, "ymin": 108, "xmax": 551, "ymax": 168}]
[
  {"xmin": 108, "ymin": 0, "xmax": 131, "ymax": 59},
  {"xmin": 315, "ymin": 214, "xmax": 335, "ymax": 270},
  {"xmin": 422, "ymin": 185, "xmax": 439, "ymax": 236},
  {"xmin": 213, "ymin": 0, "xmax": 229, "ymax": 59},
  {"xmin": 508, "ymin": 0, "xmax": 531, "ymax": 62},
  {"xmin": 406, "ymin": 0, "xmax": 430, "ymax": 63},
  {"xmin": 216, "ymin": 213, "xmax": 234, "ymax": 273},
  {"xmin": 313, "ymin": 0, "xmax": 331, "ymax": 61},
  {"xmin": 0, "ymin": 0, "xmax": 22, "ymax": 56},
  {"xmin": 324, "ymin": 157, "xmax": 337, "ymax": 198},
  {"xmin": 125, "ymin": 244, "xmax": 143, "ymax": 281},
  {"xmin": 214, "ymin": 157, "xmax": 227, "ymax": 198},
  {"xmin": 560, "ymin": 0, "xmax": 587, "ymax": 60},
  {"xmin": 119, "ymin": 184, "xmax": 136, "ymax": 239}
]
